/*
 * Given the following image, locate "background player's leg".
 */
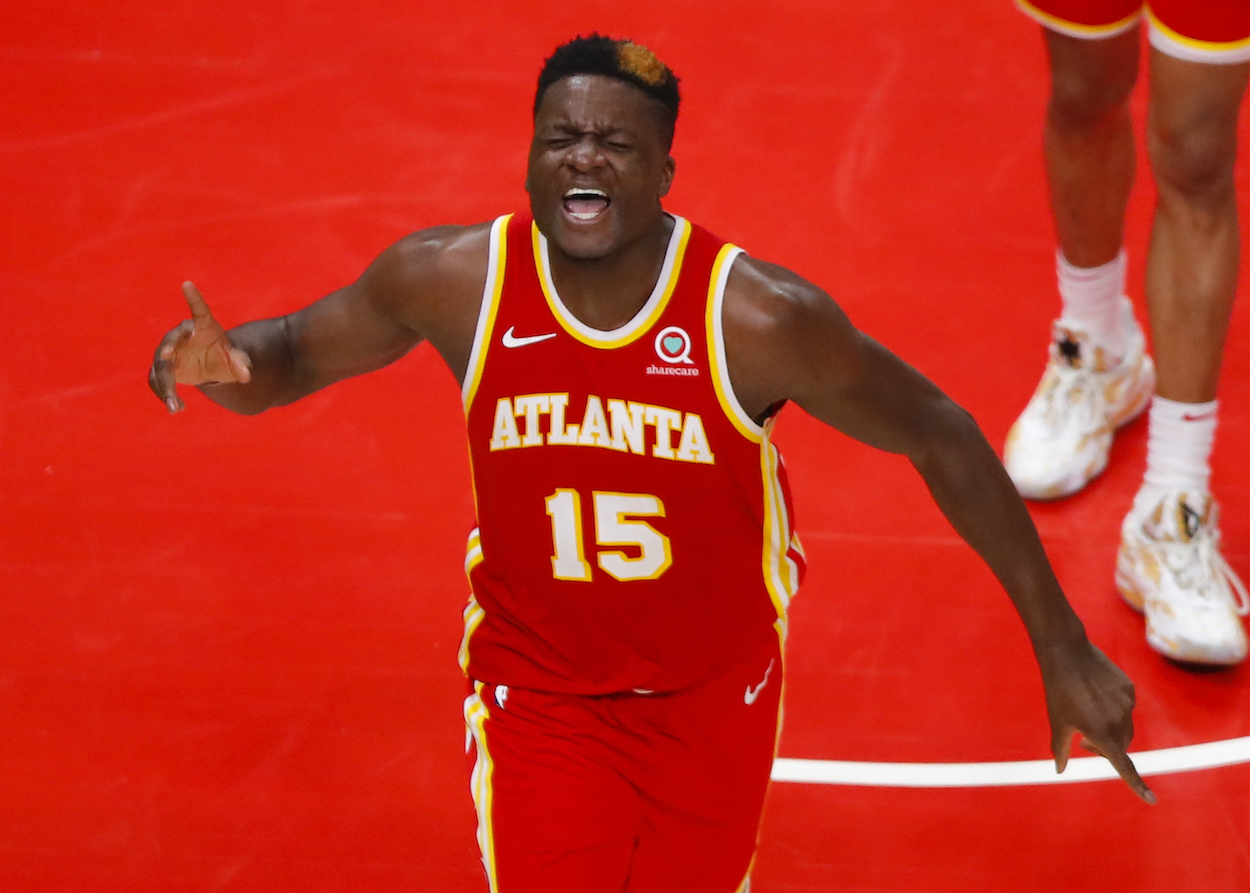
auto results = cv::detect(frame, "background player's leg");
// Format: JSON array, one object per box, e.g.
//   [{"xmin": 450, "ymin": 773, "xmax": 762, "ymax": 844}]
[
  {"xmin": 1115, "ymin": 47, "xmax": 1250, "ymax": 666},
  {"xmin": 1142, "ymin": 50, "xmax": 1247, "ymax": 404},
  {"xmin": 1043, "ymin": 27, "xmax": 1140, "ymax": 270},
  {"xmin": 1004, "ymin": 25, "xmax": 1155, "ymax": 500}
]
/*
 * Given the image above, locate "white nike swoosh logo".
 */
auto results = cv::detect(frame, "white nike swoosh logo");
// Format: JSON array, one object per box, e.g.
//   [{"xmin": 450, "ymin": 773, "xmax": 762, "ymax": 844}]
[
  {"xmin": 744, "ymin": 658, "xmax": 776, "ymax": 705},
  {"xmin": 501, "ymin": 326, "xmax": 557, "ymax": 348}
]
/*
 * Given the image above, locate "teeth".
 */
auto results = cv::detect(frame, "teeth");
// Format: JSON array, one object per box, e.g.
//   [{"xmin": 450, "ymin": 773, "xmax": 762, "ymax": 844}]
[{"xmin": 564, "ymin": 187, "xmax": 608, "ymax": 198}]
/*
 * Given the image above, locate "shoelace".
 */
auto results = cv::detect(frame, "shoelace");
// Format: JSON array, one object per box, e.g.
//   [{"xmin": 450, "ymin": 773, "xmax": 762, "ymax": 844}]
[
  {"xmin": 1038, "ymin": 359, "xmax": 1106, "ymax": 434},
  {"xmin": 1155, "ymin": 528, "xmax": 1250, "ymax": 616}
]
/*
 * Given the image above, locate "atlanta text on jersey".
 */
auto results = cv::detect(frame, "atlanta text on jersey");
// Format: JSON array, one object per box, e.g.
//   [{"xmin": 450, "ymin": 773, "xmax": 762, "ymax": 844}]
[{"xmin": 488, "ymin": 393, "xmax": 716, "ymax": 464}]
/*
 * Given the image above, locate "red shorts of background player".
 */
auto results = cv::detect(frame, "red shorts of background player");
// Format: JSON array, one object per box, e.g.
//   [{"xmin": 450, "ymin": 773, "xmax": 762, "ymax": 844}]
[
  {"xmin": 1016, "ymin": 0, "xmax": 1250, "ymax": 63},
  {"xmin": 463, "ymin": 636, "xmax": 783, "ymax": 893}
]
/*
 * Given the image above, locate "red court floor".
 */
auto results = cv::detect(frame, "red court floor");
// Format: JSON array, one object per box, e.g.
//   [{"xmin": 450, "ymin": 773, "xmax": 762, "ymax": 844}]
[{"xmin": 4, "ymin": 1, "xmax": 1250, "ymax": 891}]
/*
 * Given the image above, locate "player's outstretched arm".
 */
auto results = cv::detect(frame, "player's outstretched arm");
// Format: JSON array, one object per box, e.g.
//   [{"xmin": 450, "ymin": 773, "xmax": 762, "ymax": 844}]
[
  {"xmin": 721, "ymin": 257, "xmax": 1155, "ymax": 804},
  {"xmin": 148, "ymin": 224, "xmax": 489, "ymax": 415}
]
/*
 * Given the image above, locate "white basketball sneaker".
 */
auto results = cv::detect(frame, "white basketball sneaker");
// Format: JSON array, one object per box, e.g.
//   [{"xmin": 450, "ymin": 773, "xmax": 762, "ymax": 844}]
[
  {"xmin": 1117, "ymin": 492, "xmax": 1249, "ymax": 666},
  {"xmin": 1003, "ymin": 302, "xmax": 1154, "ymax": 500}
]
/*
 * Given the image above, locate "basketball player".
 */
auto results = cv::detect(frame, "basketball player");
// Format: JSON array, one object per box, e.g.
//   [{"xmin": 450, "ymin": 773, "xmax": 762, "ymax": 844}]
[
  {"xmin": 150, "ymin": 35, "xmax": 1154, "ymax": 893},
  {"xmin": 1005, "ymin": 3, "xmax": 1250, "ymax": 665}
]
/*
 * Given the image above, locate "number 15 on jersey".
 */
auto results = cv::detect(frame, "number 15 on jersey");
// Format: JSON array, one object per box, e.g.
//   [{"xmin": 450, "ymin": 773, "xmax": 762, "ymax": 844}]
[{"xmin": 545, "ymin": 489, "xmax": 672, "ymax": 583}]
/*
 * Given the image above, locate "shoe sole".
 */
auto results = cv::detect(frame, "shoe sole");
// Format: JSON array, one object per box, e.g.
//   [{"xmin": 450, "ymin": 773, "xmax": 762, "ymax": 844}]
[
  {"xmin": 1115, "ymin": 555, "xmax": 1146, "ymax": 614},
  {"xmin": 1016, "ymin": 447, "xmax": 1109, "ymax": 501}
]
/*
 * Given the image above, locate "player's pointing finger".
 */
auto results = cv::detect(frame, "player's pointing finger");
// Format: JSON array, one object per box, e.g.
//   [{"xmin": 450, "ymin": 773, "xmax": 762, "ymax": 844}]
[
  {"xmin": 182, "ymin": 281, "xmax": 214, "ymax": 323},
  {"xmin": 1051, "ymin": 726, "xmax": 1073, "ymax": 774},
  {"xmin": 1104, "ymin": 746, "xmax": 1156, "ymax": 805}
]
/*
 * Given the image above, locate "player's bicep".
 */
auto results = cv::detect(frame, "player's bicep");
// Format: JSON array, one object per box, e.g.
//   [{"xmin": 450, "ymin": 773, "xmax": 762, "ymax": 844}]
[
  {"xmin": 285, "ymin": 279, "xmax": 423, "ymax": 389},
  {"xmin": 725, "ymin": 259, "xmax": 952, "ymax": 456},
  {"xmin": 279, "ymin": 233, "xmax": 454, "ymax": 391},
  {"xmin": 790, "ymin": 327, "xmax": 955, "ymax": 457}
]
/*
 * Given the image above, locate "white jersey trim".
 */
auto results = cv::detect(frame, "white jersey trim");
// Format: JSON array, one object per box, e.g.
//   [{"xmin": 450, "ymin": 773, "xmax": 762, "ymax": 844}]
[
  {"xmin": 1014, "ymin": 0, "xmax": 1139, "ymax": 40},
  {"xmin": 535, "ymin": 215, "xmax": 691, "ymax": 348},
  {"xmin": 707, "ymin": 245, "xmax": 765, "ymax": 442},
  {"xmin": 1147, "ymin": 12, "xmax": 1250, "ymax": 64},
  {"xmin": 462, "ymin": 214, "xmax": 511, "ymax": 411},
  {"xmin": 464, "ymin": 685, "xmax": 500, "ymax": 892}
]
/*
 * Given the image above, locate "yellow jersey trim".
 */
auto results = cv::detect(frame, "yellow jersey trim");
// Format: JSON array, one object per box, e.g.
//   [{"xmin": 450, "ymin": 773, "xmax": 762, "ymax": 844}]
[
  {"xmin": 462, "ymin": 214, "xmax": 511, "ymax": 413},
  {"xmin": 760, "ymin": 418, "xmax": 799, "ymax": 638},
  {"xmin": 1147, "ymin": 7, "xmax": 1250, "ymax": 57},
  {"xmin": 533, "ymin": 216, "xmax": 691, "ymax": 349},
  {"xmin": 703, "ymin": 244, "xmax": 797, "ymax": 635},
  {"xmin": 705, "ymin": 244, "xmax": 764, "ymax": 443},
  {"xmin": 1015, "ymin": 0, "xmax": 1140, "ymax": 39},
  {"xmin": 464, "ymin": 684, "xmax": 499, "ymax": 892},
  {"xmin": 458, "ymin": 528, "xmax": 486, "ymax": 674}
]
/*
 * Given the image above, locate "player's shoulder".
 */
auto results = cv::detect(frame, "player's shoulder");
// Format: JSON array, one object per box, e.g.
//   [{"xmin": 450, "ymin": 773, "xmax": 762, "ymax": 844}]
[
  {"xmin": 717, "ymin": 250, "xmax": 861, "ymax": 419},
  {"xmin": 399, "ymin": 221, "xmax": 495, "ymax": 251},
  {"xmin": 353, "ymin": 221, "xmax": 496, "ymax": 315},
  {"xmin": 379, "ymin": 221, "xmax": 496, "ymax": 284},
  {"xmin": 722, "ymin": 252, "xmax": 839, "ymax": 333}
]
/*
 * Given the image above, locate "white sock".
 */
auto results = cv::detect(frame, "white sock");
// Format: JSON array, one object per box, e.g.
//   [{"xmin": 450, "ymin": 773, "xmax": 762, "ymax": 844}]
[
  {"xmin": 1056, "ymin": 249, "xmax": 1129, "ymax": 361},
  {"xmin": 1133, "ymin": 396, "xmax": 1218, "ymax": 513}
]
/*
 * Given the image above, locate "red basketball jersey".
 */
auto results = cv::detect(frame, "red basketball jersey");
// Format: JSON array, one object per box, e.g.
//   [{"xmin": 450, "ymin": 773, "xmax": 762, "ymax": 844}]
[{"xmin": 459, "ymin": 213, "xmax": 805, "ymax": 695}]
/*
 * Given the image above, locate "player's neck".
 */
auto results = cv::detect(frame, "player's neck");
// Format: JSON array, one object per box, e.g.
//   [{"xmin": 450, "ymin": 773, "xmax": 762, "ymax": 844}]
[{"xmin": 547, "ymin": 216, "xmax": 673, "ymax": 331}]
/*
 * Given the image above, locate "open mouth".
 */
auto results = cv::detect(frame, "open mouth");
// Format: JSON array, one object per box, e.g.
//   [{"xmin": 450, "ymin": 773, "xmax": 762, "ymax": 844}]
[{"xmin": 562, "ymin": 187, "xmax": 610, "ymax": 221}]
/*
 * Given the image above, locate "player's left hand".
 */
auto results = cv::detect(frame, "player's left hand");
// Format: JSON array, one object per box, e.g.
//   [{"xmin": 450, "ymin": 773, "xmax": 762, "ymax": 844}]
[{"xmin": 1035, "ymin": 637, "xmax": 1156, "ymax": 804}]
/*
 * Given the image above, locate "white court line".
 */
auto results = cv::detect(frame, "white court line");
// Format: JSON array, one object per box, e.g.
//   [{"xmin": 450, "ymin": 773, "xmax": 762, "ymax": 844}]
[{"xmin": 771, "ymin": 735, "xmax": 1250, "ymax": 787}]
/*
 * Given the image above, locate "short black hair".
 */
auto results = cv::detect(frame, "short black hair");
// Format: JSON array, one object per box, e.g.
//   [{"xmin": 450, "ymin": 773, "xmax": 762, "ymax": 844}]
[{"xmin": 535, "ymin": 34, "xmax": 681, "ymax": 148}]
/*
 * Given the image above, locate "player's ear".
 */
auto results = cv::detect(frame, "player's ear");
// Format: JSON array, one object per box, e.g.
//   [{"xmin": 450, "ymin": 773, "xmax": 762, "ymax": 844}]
[{"xmin": 658, "ymin": 156, "xmax": 675, "ymax": 198}]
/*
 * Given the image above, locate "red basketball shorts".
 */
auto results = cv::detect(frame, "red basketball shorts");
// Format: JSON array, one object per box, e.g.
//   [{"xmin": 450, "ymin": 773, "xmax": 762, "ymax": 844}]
[
  {"xmin": 463, "ymin": 636, "xmax": 783, "ymax": 893},
  {"xmin": 1016, "ymin": 1, "xmax": 1250, "ymax": 63}
]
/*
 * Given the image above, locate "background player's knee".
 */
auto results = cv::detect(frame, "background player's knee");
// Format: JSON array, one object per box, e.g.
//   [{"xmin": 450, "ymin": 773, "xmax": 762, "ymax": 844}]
[{"xmin": 1044, "ymin": 30, "xmax": 1139, "ymax": 136}]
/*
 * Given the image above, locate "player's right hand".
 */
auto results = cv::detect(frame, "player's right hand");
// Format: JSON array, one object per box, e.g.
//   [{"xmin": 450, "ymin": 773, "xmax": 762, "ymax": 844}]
[
  {"xmin": 1037, "ymin": 636, "xmax": 1156, "ymax": 805},
  {"xmin": 149, "ymin": 281, "xmax": 252, "ymax": 413}
]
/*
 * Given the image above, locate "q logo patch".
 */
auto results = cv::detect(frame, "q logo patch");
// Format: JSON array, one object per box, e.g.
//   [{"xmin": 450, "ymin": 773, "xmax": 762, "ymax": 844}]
[{"xmin": 654, "ymin": 326, "xmax": 693, "ymax": 365}]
